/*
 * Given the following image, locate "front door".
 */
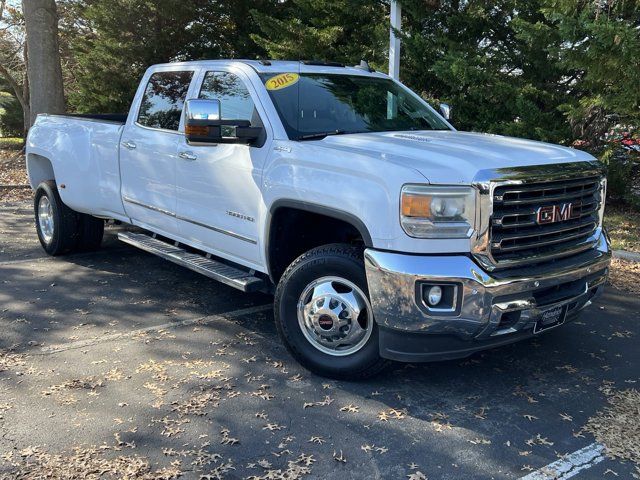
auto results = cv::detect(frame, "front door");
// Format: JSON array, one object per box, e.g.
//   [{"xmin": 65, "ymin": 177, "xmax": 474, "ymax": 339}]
[
  {"xmin": 176, "ymin": 69, "xmax": 271, "ymax": 270},
  {"xmin": 120, "ymin": 69, "xmax": 194, "ymax": 235}
]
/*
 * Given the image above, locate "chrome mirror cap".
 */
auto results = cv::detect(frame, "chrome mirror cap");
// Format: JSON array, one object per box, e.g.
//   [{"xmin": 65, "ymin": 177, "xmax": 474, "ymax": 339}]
[
  {"xmin": 439, "ymin": 103, "xmax": 452, "ymax": 120},
  {"xmin": 185, "ymin": 99, "xmax": 221, "ymax": 121}
]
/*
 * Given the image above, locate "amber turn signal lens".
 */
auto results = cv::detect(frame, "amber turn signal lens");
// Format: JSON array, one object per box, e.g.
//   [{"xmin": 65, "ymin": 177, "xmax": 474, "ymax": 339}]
[
  {"xmin": 185, "ymin": 125, "xmax": 209, "ymax": 136},
  {"xmin": 401, "ymin": 194, "xmax": 431, "ymax": 217}
]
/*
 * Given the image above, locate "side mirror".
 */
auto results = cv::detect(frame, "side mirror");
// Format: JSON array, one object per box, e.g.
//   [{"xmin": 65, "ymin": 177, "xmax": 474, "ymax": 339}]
[
  {"xmin": 439, "ymin": 103, "xmax": 452, "ymax": 121},
  {"xmin": 184, "ymin": 99, "xmax": 263, "ymax": 145}
]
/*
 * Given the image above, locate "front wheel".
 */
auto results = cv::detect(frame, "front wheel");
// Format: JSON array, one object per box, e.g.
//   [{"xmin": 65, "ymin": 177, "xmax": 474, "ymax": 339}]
[{"xmin": 274, "ymin": 244, "xmax": 387, "ymax": 380}]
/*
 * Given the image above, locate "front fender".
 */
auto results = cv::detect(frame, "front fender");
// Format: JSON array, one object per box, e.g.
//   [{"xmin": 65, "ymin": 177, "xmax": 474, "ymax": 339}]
[{"xmin": 262, "ymin": 141, "xmax": 418, "ymax": 249}]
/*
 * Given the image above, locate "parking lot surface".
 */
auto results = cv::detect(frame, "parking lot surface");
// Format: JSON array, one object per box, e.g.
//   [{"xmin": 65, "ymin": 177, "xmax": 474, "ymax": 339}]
[{"xmin": 0, "ymin": 202, "xmax": 638, "ymax": 479}]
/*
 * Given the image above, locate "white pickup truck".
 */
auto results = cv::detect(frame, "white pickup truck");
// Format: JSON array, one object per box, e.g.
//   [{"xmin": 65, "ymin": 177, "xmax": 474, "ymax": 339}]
[{"xmin": 26, "ymin": 60, "xmax": 611, "ymax": 379}]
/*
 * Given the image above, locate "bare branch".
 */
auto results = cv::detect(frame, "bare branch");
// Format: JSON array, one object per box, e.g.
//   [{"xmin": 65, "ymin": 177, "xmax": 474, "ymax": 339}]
[{"xmin": 0, "ymin": 61, "xmax": 26, "ymax": 110}]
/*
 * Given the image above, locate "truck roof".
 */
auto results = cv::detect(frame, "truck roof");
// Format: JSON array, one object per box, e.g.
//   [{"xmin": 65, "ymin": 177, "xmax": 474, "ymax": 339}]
[{"xmin": 150, "ymin": 59, "xmax": 386, "ymax": 77}]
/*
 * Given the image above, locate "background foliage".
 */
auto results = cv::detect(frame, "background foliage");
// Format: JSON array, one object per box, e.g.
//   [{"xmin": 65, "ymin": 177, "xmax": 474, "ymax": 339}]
[
  {"xmin": 58, "ymin": 0, "xmax": 287, "ymax": 113},
  {"xmin": 0, "ymin": 78, "xmax": 22, "ymax": 136},
  {"xmin": 1, "ymin": 0, "xmax": 639, "ymax": 203}
]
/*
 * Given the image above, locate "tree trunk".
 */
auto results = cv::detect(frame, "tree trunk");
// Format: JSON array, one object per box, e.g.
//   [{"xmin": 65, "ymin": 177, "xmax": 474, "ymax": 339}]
[
  {"xmin": 22, "ymin": 46, "xmax": 30, "ymax": 138},
  {"xmin": 22, "ymin": 0, "xmax": 65, "ymax": 127}
]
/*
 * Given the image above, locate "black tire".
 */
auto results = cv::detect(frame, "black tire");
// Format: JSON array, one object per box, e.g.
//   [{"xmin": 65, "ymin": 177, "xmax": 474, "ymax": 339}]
[
  {"xmin": 77, "ymin": 214, "xmax": 104, "ymax": 252},
  {"xmin": 274, "ymin": 244, "xmax": 388, "ymax": 380},
  {"xmin": 34, "ymin": 180, "xmax": 79, "ymax": 256}
]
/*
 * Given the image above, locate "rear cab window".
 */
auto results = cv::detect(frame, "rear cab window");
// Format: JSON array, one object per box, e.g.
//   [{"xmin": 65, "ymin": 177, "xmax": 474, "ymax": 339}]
[{"xmin": 137, "ymin": 71, "xmax": 194, "ymax": 131}]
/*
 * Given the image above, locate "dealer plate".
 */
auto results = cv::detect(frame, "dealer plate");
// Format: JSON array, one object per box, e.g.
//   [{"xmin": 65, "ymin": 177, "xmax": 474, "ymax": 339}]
[{"xmin": 534, "ymin": 305, "xmax": 567, "ymax": 334}]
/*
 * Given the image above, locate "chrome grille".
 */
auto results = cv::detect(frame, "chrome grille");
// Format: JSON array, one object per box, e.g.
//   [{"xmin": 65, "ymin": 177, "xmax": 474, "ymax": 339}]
[{"xmin": 490, "ymin": 176, "xmax": 602, "ymax": 266}]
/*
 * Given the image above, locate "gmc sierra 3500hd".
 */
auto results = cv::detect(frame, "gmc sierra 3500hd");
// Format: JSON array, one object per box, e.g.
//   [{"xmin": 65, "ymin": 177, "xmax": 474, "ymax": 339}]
[{"xmin": 26, "ymin": 60, "xmax": 611, "ymax": 379}]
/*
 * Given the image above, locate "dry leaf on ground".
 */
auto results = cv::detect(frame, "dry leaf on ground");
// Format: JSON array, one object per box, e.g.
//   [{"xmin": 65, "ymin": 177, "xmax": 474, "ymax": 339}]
[
  {"xmin": 584, "ymin": 388, "xmax": 640, "ymax": 464},
  {"xmin": 609, "ymin": 259, "xmax": 640, "ymax": 295}
]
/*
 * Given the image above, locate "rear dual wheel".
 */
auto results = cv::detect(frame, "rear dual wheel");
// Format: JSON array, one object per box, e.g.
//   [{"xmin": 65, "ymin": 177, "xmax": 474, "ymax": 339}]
[
  {"xmin": 274, "ymin": 244, "xmax": 387, "ymax": 380},
  {"xmin": 34, "ymin": 180, "xmax": 104, "ymax": 256}
]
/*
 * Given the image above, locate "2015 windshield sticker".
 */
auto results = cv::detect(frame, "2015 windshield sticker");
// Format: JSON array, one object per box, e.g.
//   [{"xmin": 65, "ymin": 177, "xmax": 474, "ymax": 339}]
[{"xmin": 265, "ymin": 73, "xmax": 299, "ymax": 91}]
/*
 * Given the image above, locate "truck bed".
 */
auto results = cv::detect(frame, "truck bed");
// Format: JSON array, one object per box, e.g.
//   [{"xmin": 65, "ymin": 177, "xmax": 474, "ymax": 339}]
[{"xmin": 26, "ymin": 113, "xmax": 127, "ymax": 220}]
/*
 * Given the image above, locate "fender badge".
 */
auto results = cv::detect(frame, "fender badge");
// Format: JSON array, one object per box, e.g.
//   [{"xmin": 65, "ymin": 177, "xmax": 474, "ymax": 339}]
[{"xmin": 227, "ymin": 211, "xmax": 255, "ymax": 222}]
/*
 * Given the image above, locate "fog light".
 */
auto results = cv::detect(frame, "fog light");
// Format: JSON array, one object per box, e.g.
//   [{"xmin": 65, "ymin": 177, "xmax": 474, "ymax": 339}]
[{"xmin": 427, "ymin": 286, "xmax": 443, "ymax": 306}]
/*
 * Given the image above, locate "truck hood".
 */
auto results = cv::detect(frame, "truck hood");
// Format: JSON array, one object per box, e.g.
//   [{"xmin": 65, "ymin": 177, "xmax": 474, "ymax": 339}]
[{"xmin": 317, "ymin": 130, "xmax": 595, "ymax": 184}]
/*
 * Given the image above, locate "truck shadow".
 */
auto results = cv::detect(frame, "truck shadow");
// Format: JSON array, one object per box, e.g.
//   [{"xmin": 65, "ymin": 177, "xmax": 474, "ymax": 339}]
[
  {"xmin": 0, "ymin": 231, "xmax": 271, "ymax": 353},
  {"xmin": 1, "ymin": 230, "xmax": 637, "ymax": 477}
]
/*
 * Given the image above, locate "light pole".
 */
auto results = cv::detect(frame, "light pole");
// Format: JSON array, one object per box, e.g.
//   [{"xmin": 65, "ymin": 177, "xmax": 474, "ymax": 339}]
[{"xmin": 389, "ymin": 0, "xmax": 402, "ymax": 80}]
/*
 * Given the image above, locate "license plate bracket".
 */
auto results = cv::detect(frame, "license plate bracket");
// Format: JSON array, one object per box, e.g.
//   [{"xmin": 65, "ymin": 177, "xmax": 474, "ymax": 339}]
[{"xmin": 534, "ymin": 305, "xmax": 567, "ymax": 334}]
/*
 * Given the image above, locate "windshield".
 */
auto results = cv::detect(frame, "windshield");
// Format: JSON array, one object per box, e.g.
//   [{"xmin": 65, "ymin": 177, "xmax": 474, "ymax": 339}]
[{"xmin": 260, "ymin": 73, "xmax": 450, "ymax": 140}]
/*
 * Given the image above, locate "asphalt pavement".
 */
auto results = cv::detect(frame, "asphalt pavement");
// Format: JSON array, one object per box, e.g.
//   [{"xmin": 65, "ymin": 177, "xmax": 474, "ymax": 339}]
[{"xmin": 0, "ymin": 201, "xmax": 638, "ymax": 479}]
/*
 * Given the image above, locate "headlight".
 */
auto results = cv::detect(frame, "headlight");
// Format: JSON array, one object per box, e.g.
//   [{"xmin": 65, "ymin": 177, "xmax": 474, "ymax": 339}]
[{"xmin": 400, "ymin": 185, "xmax": 476, "ymax": 238}]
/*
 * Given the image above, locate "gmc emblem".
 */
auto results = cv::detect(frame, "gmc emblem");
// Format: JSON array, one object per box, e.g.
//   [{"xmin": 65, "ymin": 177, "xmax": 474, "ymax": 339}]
[{"xmin": 536, "ymin": 202, "xmax": 581, "ymax": 225}]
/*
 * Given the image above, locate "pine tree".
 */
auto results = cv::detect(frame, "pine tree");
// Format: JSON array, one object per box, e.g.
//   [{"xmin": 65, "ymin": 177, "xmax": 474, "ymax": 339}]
[
  {"xmin": 64, "ymin": 0, "xmax": 203, "ymax": 112},
  {"xmin": 542, "ymin": 0, "xmax": 640, "ymax": 141},
  {"xmin": 59, "ymin": 0, "xmax": 639, "ymax": 153},
  {"xmin": 399, "ymin": 0, "xmax": 572, "ymax": 143},
  {"xmin": 542, "ymin": 1, "xmax": 640, "ymax": 203},
  {"xmin": 64, "ymin": 0, "xmax": 282, "ymax": 113},
  {"xmin": 251, "ymin": 0, "xmax": 388, "ymax": 68}
]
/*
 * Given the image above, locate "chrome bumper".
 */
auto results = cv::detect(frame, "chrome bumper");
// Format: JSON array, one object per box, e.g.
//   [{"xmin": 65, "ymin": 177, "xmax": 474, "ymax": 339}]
[{"xmin": 364, "ymin": 233, "xmax": 611, "ymax": 362}]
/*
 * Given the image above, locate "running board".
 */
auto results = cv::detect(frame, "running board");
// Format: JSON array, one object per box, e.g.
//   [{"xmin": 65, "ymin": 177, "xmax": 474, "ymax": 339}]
[{"xmin": 117, "ymin": 232, "xmax": 265, "ymax": 293}]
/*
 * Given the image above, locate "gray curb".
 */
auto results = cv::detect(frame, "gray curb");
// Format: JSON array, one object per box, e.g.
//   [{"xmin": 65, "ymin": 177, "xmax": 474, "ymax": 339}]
[{"xmin": 613, "ymin": 250, "xmax": 640, "ymax": 263}]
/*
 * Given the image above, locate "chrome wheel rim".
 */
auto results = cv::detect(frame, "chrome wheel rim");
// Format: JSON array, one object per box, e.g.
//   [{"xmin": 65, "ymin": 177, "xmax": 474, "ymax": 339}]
[
  {"xmin": 37, "ymin": 195, "xmax": 54, "ymax": 244},
  {"xmin": 297, "ymin": 276, "xmax": 374, "ymax": 356}
]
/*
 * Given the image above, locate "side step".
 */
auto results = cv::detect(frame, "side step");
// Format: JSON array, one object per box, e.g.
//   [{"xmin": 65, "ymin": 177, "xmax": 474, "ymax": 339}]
[{"xmin": 117, "ymin": 232, "xmax": 265, "ymax": 293}]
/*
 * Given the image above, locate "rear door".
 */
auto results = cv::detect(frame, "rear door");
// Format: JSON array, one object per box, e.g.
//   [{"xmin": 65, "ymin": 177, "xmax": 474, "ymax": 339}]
[
  {"xmin": 175, "ymin": 68, "xmax": 272, "ymax": 269},
  {"xmin": 120, "ymin": 69, "xmax": 195, "ymax": 235}
]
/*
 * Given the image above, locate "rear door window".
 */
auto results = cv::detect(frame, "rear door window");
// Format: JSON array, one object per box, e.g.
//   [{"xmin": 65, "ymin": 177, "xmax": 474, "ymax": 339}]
[{"xmin": 137, "ymin": 71, "xmax": 194, "ymax": 131}]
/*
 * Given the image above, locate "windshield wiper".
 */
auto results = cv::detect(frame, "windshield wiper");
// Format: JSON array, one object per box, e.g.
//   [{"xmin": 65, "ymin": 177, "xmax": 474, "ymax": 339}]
[{"xmin": 297, "ymin": 129, "xmax": 355, "ymax": 141}]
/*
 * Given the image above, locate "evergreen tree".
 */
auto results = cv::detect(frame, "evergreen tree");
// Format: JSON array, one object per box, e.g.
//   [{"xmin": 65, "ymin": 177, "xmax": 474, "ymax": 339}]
[
  {"xmin": 250, "ymin": 0, "xmax": 579, "ymax": 143},
  {"xmin": 542, "ymin": 1, "xmax": 640, "ymax": 203},
  {"xmin": 251, "ymin": 0, "xmax": 388, "ymax": 68},
  {"xmin": 64, "ymin": 0, "xmax": 204, "ymax": 112},
  {"xmin": 64, "ymin": 0, "xmax": 282, "ymax": 113},
  {"xmin": 58, "ymin": 0, "xmax": 639, "ymax": 153},
  {"xmin": 542, "ymin": 0, "xmax": 640, "ymax": 141},
  {"xmin": 400, "ymin": 0, "xmax": 572, "ymax": 143}
]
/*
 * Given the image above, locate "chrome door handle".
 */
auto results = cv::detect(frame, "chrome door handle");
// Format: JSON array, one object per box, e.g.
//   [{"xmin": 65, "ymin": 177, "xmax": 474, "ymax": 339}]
[
  {"xmin": 178, "ymin": 151, "xmax": 197, "ymax": 161},
  {"xmin": 121, "ymin": 140, "xmax": 137, "ymax": 150}
]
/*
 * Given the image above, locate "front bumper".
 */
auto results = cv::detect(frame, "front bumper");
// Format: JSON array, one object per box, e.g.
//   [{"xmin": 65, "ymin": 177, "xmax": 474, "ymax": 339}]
[{"xmin": 364, "ymin": 233, "xmax": 611, "ymax": 362}]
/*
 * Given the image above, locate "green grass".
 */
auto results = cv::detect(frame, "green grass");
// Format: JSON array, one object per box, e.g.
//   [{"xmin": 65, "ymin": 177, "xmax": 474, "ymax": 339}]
[
  {"xmin": 0, "ymin": 137, "xmax": 23, "ymax": 150},
  {"xmin": 605, "ymin": 204, "xmax": 640, "ymax": 253}
]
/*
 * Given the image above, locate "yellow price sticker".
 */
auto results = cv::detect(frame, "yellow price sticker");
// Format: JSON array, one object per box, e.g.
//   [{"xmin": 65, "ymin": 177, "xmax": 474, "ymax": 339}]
[{"xmin": 265, "ymin": 73, "xmax": 299, "ymax": 91}]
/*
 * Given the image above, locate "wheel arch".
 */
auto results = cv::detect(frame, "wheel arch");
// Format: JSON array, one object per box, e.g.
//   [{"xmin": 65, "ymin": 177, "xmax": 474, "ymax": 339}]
[
  {"xmin": 27, "ymin": 152, "xmax": 56, "ymax": 189},
  {"xmin": 266, "ymin": 199, "xmax": 374, "ymax": 283}
]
